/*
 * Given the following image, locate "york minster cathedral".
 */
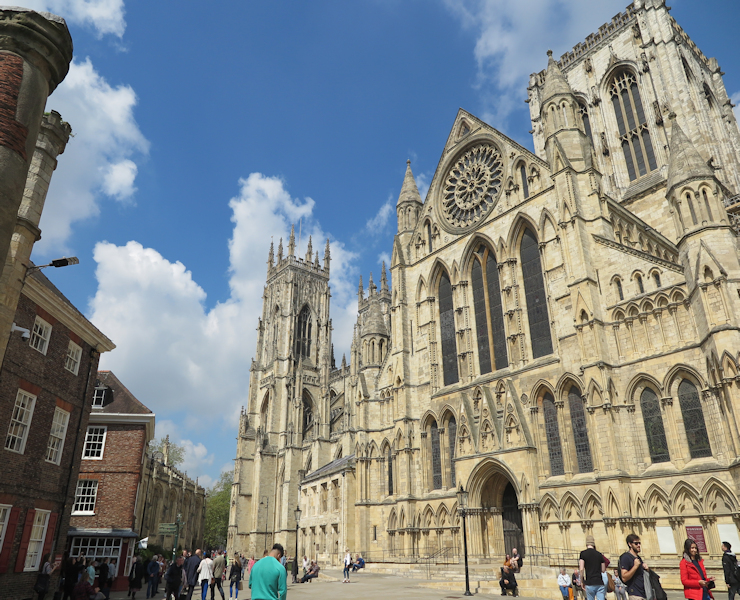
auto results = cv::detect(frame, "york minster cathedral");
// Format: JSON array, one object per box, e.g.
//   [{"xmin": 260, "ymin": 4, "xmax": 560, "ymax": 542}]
[{"xmin": 228, "ymin": 0, "xmax": 740, "ymax": 568}]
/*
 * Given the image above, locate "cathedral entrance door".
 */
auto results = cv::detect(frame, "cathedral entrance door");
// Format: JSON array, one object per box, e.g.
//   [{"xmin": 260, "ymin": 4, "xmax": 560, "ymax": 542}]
[{"xmin": 502, "ymin": 483, "xmax": 525, "ymax": 556}]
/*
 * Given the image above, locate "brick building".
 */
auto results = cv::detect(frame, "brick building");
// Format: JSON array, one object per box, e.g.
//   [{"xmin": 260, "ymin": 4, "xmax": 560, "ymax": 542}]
[
  {"xmin": 68, "ymin": 370, "xmax": 154, "ymax": 590},
  {"xmin": 0, "ymin": 270, "xmax": 114, "ymax": 599}
]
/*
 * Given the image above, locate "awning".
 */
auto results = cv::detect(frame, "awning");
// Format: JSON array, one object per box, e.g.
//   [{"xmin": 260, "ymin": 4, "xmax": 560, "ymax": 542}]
[{"xmin": 67, "ymin": 528, "xmax": 139, "ymax": 539}]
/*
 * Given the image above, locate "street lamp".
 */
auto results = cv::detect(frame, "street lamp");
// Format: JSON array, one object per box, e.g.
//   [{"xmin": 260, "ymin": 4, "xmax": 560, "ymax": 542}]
[
  {"xmin": 24, "ymin": 256, "xmax": 79, "ymax": 281},
  {"xmin": 294, "ymin": 504, "xmax": 302, "ymax": 581},
  {"xmin": 456, "ymin": 484, "xmax": 472, "ymax": 597}
]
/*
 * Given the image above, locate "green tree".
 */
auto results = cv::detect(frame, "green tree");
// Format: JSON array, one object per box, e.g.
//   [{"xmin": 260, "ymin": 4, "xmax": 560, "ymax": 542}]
[
  {"xmin": 150, "ymin": 436, "xmax": 185, "ymax": 467},
  {"xmin": 204, "ymin": 470, "xmax": 233, "ymax": 549}
]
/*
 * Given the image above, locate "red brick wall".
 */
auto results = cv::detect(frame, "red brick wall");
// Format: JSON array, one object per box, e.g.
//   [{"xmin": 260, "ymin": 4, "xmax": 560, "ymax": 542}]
[
  {"xmin": 71, "ymin": 424, "xmax": 146, "ymax": 530},
  {"xmin": 0, "ymin": 293, "xmax": 100, "ymax": 599}
]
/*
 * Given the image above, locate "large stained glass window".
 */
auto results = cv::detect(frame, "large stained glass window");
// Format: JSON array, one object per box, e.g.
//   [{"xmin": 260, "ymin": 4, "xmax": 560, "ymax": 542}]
[
  {"xmin": 448, "ymin": 416, "xmax": 457, "ymax": 488},
  {"xmin": 640, "ymin": 387, "xmax": 670, "ymax": 463},
  {"xmin": 471, "ymin": 246, "xmax": 508, "ymax": 374},
  {"xmin": 542, "ymin": 392, "xmax": 564, "ymax": 476},
  {"xmin": 431, "ymin": 420, "xmax": 442, "ymax": 490},
  {"xmin": 678, "ymin": 379, "xmax": 711, "ymax": 458},
  {"xmin": 439, "ymin": 271, "xmax": 459, "ymax": 385},
  {"xmin": 568, "ymin": 386, "xmax": 593, "ymax": 473},
  {"xmin": 521, "ymin": 228, "xmax": 553, "ymax": 358}
]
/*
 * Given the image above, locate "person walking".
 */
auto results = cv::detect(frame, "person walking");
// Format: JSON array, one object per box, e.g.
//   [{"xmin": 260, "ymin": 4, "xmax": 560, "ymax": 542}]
[
  {"xmin": 558, "ymin": 567, "xmax": 572, "ymax": 600},
  {"xmin": 129, "ymin": 556, "xmax": 145, "ymax": 600},
  {"xmin": 198, "ymin": 552, "xmax": 215, "ymax": 600},
  {"xmin": 184, "ymin": 549, "xmax": 202, "ymax": 600},
  {"xmin": 33, "ymin": 553, "xmax": 55, "ymax": 600},
  {"xmin": 343, "ymin": 548, "xmax": 352, "ymax": 583},
  {"xmin": 612, "ymin": 568, "xmax": 628, "ymax": 600},
  {"xmin": 229, "ymin": 554, "xmax": 243, "ymax": 599},
  {"xmin": 619, "ymin": 533, "xmax": 649, "ymax": 600},
  {"xmin": 164, "ymin": 556, "xmax": 185, "ymax": 600},
  {"xmin": 146, "ymin": 555, "xmax": 160, "ymax": 599},
  {"xmin": 579, "ymin": 535, "xmax": 606, "ymax": 600},
  {"xmin": 722, "ymin": 542, "xmax": 740, "ymax": 600},
  {"xmin": 211, "ymin": 551, "xmax": 226, "ymax": 600},
  {"xmin": 98, "ymin": 558, "xmax": 111, "ymax": 600},
  {"xmin": 682, "ymin": 538, "xmax": 714, "ymax": 600},
  {"xmin": 249, "ymin": 543, "xmax": 287, "ymax": 600}
]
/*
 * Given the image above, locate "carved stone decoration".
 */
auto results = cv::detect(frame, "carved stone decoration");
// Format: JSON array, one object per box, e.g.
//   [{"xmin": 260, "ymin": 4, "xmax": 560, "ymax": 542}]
[{"xmin": 440, "ymin": 143, "xmax": 503, "ymax": 231}]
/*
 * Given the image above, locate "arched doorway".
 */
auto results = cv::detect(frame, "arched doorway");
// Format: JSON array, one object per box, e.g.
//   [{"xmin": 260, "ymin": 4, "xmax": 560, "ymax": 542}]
[
  {"xmin": 502, "ymin": 483, "xmax": 525, "ymax": 557},
  {"xmin": 471, "ymin": 460, "xmax": 526, "ymax": 558}
]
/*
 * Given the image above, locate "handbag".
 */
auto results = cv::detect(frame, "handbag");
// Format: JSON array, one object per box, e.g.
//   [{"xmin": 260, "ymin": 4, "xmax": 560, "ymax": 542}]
[
  {"xmin": 237, "ymin": 581, "xmax": 243, "ymax": 590},
  {"xmin": 34, "ymin": 573, "xmax": 50, "ymax": 593}
]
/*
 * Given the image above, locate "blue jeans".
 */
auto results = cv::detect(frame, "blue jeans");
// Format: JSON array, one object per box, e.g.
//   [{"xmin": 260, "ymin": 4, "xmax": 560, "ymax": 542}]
[
  {"xmin": 229, "ymin": 581, "xmax": 239, "ymax": 598},
  {"xmin": 201, "ymin": 580, "xmax": 209, "ymax": 600},
  {"xmin": 147, "ymin": 577, "xmax": 157, "ymax": 598},
  {"xmin": 560, "ymin": 586, "xmax": 570, "ymax": 599},
  {"xmin": 586, "ymin": 584, "xmax": 606, "ymax": 600}
]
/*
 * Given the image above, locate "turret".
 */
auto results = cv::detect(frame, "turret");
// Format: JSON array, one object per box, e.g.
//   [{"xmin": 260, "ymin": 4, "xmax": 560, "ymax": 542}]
[
  {"xmin": 358, "ymin": 275, "xmax": 364, "ymax": 302},
  {"xmin": 305, "ymin": 236, "xmax": 313, "ymax": 262},
  {"xmin": 381, "ymin": 261, "xmax": 389, "ymax": 293},
  {"xmin": 268, "ymin": 240, "xmax": 274, "ymax": 269},
  {"xmin": 368, "ymin": 272, "xmax": 376, "ymax": 296},
  {"xmin": 396, "ymin": 160, "xmax": 423, "ymax": 242},
  {"xmin": 666, "ymin": 118, "xmax": 726, "ymax": 239},
  {"xmin": 288, "ymin": 224, "xmax": 295, "ymax": 256},
  {"xmin": 324, "ymin": 238, "xmax": 331, "ymax": 274}
]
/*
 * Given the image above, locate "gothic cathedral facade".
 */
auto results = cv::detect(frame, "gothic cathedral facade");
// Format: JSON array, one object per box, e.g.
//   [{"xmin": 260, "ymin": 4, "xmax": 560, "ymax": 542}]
[{"xmin": 229, "ymin": 0, "xmax": 740, "ymax": 565}]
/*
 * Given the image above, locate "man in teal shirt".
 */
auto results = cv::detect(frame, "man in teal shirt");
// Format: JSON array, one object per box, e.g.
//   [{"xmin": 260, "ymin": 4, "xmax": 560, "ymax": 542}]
[{"xmin": 249, "ymin": 543, "xmax": 287, "ymax": 600}]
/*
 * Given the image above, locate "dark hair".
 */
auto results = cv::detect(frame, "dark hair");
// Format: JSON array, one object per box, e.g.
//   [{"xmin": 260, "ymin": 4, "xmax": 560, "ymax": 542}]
[
  {"xmin": 724, "ymin": 542, "xmax": 732, "ymax": 551},
  {"xmin": 39, "ymin": 553, "xmax": 50, "ymax": 572},
  {"xmin": 684, "ymin": 538, "xmax": 700, "ymax": 560},
  {"xmin": 626, "ymin": 533, "xmax": 640, "ymax": 546},
  {"xmin": 272, "ymin": 543, "xmax": 285, "ymax": 558}
]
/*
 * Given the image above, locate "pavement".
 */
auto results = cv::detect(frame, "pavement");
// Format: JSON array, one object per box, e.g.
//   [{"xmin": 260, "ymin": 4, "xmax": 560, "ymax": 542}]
[{"xmin": 103, "ymin": 570, "xmax": 693, "ymax": 600}]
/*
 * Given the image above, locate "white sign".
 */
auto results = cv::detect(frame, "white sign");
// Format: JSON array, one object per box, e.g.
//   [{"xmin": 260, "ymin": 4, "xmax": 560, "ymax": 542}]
[
  {"xmin": 656, "ymin": 526, "xmax": 677, "ymax": 554},
  {"xmin": 718, "ymin": 524, "xmax": 740, "ymax": 552}
]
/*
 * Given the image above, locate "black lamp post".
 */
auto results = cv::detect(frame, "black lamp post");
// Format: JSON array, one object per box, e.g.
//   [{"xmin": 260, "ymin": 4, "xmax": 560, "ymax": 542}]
[
  {"xmin": 456, "ymin": 484, "xmax": 472, "ymax": 597},
  {"xmin": 294, "ymin": 505, "xmax": 302, "ymax": 581}
]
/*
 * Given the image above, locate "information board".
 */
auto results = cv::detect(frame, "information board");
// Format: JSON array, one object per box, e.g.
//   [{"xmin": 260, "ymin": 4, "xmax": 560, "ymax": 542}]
[{"xmin": 685, "ymin": 526, "xmax": 708, "ymax": 553}]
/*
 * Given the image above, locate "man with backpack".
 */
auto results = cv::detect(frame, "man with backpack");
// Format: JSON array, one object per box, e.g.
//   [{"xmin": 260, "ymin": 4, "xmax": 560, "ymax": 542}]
[
  {"xmin": 722, "ymin": 541, "xmax": 740, "ymax": 600},
  {"xmin": 619, "ymin": 533, "xmax": 649, "ymax": 600}
]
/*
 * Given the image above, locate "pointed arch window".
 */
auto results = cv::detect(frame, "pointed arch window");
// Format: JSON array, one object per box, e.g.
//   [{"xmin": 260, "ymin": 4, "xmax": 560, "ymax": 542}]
[
  {"xmin": 430, "ymin": 420, "xmax": 442, "ymax": 490},
  {"xmin": 520, "ymin": 165, "xmax": 529, "ymax": 199},
  {"xmin": 653, "ymin": 272, "xmax": 661, "ymax": 288},
  {"xmin": 302, "ymin": 391, "xmax": 314, "ymax": 436},
  {"xmin": 686, "ymin": 192, "xmax": 698, "ymax": 225},
  {"xmin": 387, "ymin": 447, "xmax": 394, "ymax": 495},
  {"xmin": 427, "ymin": 221, "xmax": 433, "ymax": 252},
  {"xmin": 609, "ymin": 70, "xmax": 657, "ymax": 181},
  {"xmin": 678, "ymin": 379, "xmax": 711, "ymax": 458},
  {"xmin": 542, "ymin": 392, "xmax": 564, "ymax": 476},
  {"xmin": 615, "ymin": 278, "xmax": 624, "ymax": 301},
  {"xmin": 640, "ymin": 387, "xmax": 670, "ymax": 463},
  {"xmin": 295, "ymin": 305, "xmax": 312, "ymax": 359},
  {"xmin": 578, "ymin": 103, "xmax": 593, "ymax": 143},
  {"xmin": 568, "ymin": 386, "xmax": 593, "ymax": 473},
  {"xmin": 636, "ymin": 274, "xmax": 644, "ymax": 294},
  {"xmin": 702, "ymin": 189, "xmax": 714, "ymax": 221},
  {"xmin": 471, "ymin": 245, "xmax": 508, "ymax": 375},
  {"xmin": 448, "ymin": 416, "xmax": 457, "ymax": 487},
  {"xmin": 438, "ymin": 271, "xmax": 459, "ymax": 385},
  {"xmin": 520, "ymin": 228, "xmax": 553, "ymax": 358}
]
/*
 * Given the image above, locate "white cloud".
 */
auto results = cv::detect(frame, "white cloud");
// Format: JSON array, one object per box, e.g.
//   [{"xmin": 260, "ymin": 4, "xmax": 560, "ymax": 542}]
[
  {"xmin": 415, "ymin": 172, "xmax": 430, "ymax": 201},
  {"xmin": 153, "ymin": 419, "xmax": 216, "ymax": 484},
  {"xmin": 90, "ymin": 174, "xmax": 359, "ymax": 482},
  {"xmin": 36, "ymin": 58, "xmax": 148, "ymax": 254},
  {"xmin": 21, "ymin": 0, "xmax": 126, "ymax": 37},
  {"xmin": 443, "ymin": 0, "xmax": 625, "ymax": 128},
  {"xmin": 365, "ymin": 197, "xmax": 394, "ymax": 232},
  {"xmin": 377, "ymin": 252, "xmax": 391, "ymax": 267}
]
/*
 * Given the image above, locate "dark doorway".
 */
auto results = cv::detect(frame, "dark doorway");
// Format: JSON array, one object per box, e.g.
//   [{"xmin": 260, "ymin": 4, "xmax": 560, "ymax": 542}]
[{"xmin": 502, "ymin": 483, "xmax": 525, "ymax": 556}]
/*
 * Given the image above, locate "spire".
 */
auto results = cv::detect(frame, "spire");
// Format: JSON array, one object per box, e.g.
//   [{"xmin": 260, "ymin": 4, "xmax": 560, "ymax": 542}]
[
  {"xmin": 288, "ymin": 224, "xmax": 295, "ymax": 256},
  {"xmin": 331, "ymin": 344, "xmax": 336, "ymax": 369},
  {"xmin": 305, "ymin": 235, "xmax": 313, "ymax": 261},
  {"xmin": 314, "ymin": 250, "xmax": 320, "ymax": 268},
  {"xmin": 341, "ymin": 353, "xmax": 347, "ymax": 368},
  {"xmin": 666, "ymin": 118, "xmax": 714, "ymax": 193},
  {"xmin": 277, "ymin": 238, "xmax": 284, "ymax": 262},
  {"xmin": 397, "ymin": 159, "xmax": 423, "ymax": 207},
  {"xmin": 268, "ymin": 240, "xmax": 274, "ymax": 268},
  {"xmin": 381, "ymin": 261, "xmax": 388, "ymax": 292},
  {"xmin": 541, "ymin": 49, "xmax": 573, "ymax": 104},
  {"xmin": 368, "ymin": 272, "xmax": 376, "ymax": 295},
  {"xmin": 324, "ymin": 238, "xmax": 331, "ymax": 272},
  {"xmin": 358, "ymin": 276, "xmax": 364, "ymax": 301}
]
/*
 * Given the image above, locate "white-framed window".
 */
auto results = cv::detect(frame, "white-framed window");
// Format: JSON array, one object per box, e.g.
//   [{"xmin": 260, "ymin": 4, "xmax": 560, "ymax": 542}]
[
  {"xmin": 82, "ymin": 426, "xmax": 107, "ymax": 459},
  {"xmin": 70, "ymin": 536, "xmax": 122, "ymax": 577},
  {"xmin": 65, "ymin": 341, "xmax": 82, "ymax": 375},
  {"xmin": 46, "ymin": 407, "xmax": 70, "ymax": 464},
  {"xmin": 24, "ymin": 509, "xmax": 49, "ymax": 571},
  {"xmin": 5, "ymin": 390, "xmax": 36, "ymax": 454},
  {"xmin": 0, "ymin": 504, "xmax": 11, "ymax": 552},
  {"xmin": 72, "ymin": 479, "xmax": 98, "ymax": 514},
  {"xmin": 30, "ymin": 316, "xmax": 52, "ymax": 355},
  {"xmin": 92, "ymin": 388, "xmax": 106, "ymax": 408}
]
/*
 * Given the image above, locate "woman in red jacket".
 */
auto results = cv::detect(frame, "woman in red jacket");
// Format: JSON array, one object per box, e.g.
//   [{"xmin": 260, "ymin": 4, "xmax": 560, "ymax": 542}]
[{"xmin": 681, "ymin": 538, "xmax": 715, "ymax": 600}]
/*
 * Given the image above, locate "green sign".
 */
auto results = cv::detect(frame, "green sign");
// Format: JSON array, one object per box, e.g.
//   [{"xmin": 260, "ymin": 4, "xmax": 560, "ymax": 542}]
[{"xmin": 158, "ymin": 523, "xmax": 178, "ymax": 534}]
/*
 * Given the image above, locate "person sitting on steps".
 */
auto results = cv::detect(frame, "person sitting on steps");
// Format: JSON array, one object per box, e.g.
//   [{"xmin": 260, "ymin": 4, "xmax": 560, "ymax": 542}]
[
  {"xmin": 299, "ymin": 560, "xmax": 320, "ymax": 583},
  {"xmin": 500, "ymin": 565, "xmax": 518, "ymax": 597}
]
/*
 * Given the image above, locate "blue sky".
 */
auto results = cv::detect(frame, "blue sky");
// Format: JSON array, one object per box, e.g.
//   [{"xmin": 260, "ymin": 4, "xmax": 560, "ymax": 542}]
[{"xmin": 21, "ymin": 0, "xmax": 740, "ymax": 486}]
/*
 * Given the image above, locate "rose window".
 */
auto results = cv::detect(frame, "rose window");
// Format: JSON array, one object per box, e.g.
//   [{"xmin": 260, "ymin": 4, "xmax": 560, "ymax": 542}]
[{"xmin": 440, "ymin": 143, "xmax": 503, "ymax": 230}]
